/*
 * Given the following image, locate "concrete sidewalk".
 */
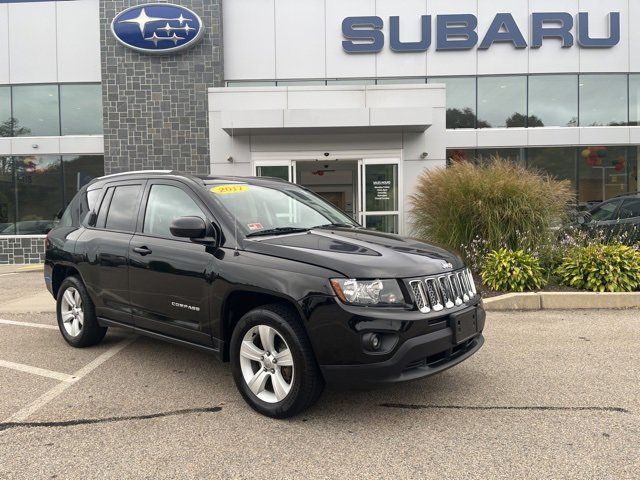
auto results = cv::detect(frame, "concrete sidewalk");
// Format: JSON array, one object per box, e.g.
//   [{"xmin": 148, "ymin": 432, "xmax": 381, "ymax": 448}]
[{"xmin": 0, "ymin": 265, "xmax": 55, "ymax": 313}]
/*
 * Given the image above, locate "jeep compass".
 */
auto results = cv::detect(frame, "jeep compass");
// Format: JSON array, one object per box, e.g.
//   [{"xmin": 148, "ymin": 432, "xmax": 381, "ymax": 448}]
[{"xmin": 45, "ymin": 171, "xmax": 485, "ymax": 418}]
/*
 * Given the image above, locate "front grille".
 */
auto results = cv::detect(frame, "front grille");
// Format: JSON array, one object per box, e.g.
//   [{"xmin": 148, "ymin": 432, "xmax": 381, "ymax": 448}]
[{"xmin": 409, "ymin": 268, "xmax": 477, "ymax": 314}]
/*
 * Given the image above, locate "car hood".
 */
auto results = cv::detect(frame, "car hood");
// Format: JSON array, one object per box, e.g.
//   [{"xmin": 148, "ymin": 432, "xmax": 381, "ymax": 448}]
[{"xmin": 242, "ymin": 228, "xmax": 464, "ymax": 278}]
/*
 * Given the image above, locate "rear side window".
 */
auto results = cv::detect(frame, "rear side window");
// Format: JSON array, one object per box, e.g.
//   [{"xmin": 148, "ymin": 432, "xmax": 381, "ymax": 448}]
[{"xmin": 104, "ymin": 185, "xmax": 142, "ymax": 232}]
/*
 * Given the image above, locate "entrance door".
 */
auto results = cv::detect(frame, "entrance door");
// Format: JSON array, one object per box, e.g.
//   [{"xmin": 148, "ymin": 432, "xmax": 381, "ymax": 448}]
[
  {"xmin": 359, "ymin": 159, "xmax": 401, "ymax": 234},
  {"xmin": 254, "ymin": 160, "xmax": 296, "ymax": 182}
]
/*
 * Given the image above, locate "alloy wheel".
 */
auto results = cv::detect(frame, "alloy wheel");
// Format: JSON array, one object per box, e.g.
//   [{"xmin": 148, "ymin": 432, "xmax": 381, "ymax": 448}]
[
  {"xmin": 239, "ymin": 325, "xmax": 295, "ymax": 403},
  {"xmin": 60, "ymin": 287, "xmax": 84, "ymax": 337}
]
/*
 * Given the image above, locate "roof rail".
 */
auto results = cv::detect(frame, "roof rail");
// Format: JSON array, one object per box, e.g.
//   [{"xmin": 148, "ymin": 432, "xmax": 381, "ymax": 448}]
[{"xmin": 98, "ymin": 170, "xmax": 174, "ymax": 180}]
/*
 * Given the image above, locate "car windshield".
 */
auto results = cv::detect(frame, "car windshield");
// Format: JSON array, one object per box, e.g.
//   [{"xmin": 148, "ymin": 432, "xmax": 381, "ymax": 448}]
[{"xmin": 207, "ymin": 182, "xmax": 358, "ymax": 236}]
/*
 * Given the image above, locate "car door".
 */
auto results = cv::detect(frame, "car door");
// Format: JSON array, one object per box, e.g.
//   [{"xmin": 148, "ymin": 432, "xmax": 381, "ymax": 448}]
[
  {"xmin": 76, "ymin": 181, "xmax": 145, "ymax": 325},
  {"xmin": 128, "ymin": 180, "xmax": 217, "ymax": 346}
]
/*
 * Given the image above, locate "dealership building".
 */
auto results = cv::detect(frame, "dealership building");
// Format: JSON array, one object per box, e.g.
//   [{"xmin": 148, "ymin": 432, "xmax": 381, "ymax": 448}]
[{"xmin": 0, "ymin": 0, "xmax": 639, "ymax": 263}]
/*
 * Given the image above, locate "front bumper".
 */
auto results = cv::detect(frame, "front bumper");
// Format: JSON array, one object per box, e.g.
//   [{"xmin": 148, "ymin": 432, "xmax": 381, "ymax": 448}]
[
  {"xmin": 307, "ymin": 300, "xmax": 486, "ymax": 387},
  {"xmin": 321, "ymin": 332, "xmax": 484, "ymax": 386}
]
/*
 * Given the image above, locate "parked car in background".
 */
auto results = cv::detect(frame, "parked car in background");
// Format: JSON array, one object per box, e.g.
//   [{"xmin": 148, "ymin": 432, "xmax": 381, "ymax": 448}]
[
  {"xmin": 1, "ymin": 220, "xmax": 55, "ymax": 235},
  {"xmin": 45, "ymin": 171, "xmax": 485, "ymax": 418},
  {"xmin": 577, "ymin": 192, "xmax": 640, "ymax": 243}
]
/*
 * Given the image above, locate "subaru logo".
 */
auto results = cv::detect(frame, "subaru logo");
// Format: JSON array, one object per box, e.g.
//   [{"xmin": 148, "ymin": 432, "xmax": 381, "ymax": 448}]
[{"xmin": 111, "ymin": 3, "xmax": 204, "ymax": 55}]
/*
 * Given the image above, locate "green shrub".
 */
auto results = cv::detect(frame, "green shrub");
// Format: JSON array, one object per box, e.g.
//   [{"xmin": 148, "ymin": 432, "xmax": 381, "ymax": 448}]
[
  {"xmin": 556, "ymin": 244, "xmax": 640, "ymax": 292},
  {"xmin": 481, "ymin": 248, "xmax": 547, "ymax": 292},
  {"xmin": 409, "ymin": 158, "xmax": 574, "ymax": 258}
]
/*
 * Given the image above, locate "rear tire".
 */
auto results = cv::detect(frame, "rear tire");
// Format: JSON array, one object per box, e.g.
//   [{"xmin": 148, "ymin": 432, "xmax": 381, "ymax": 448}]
[
  {"xmin": 56, "ymin": 276, "xmax": 107, "ymax": 348},
  {"xmin": 230, "ymin": 304, "xmax": 324, "ymax": 418}
]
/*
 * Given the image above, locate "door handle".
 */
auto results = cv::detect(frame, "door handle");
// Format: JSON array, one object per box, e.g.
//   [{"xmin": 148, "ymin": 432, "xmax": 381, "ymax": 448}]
[{"xmin": 133, "ymin": 246, "xmax": 152, "ymax": 256}]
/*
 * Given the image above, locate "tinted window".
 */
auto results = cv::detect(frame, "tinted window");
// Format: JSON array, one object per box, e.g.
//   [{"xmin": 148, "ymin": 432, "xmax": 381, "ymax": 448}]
[
  {"xmin": 62, "ymin": 155, "xmax": 104, "ymax": 205},
  {"xmin": 631, "ymin": 75, "xmax": 640, "ymax": 126},
  {"xmin": 15, "ymin": 156, "xmax": 62, "ymax": 234},
  {"xmin": 528, "ymin": 75, "xmax": 578, "ymax": 127},
  {"xmin": 11, "ymin": 85, "xmax": 60, "ymax": 136},
  {"xmin": 579, "ymin": 75, "xmax": 628, "ymax": 126},
  {"xmin": 578, "ymin": 146, "xmax": 628, "ymax": 203},
  {"xmin": 591, "ymin": 201, "xmax": 621, "ymax": 221},
  {"xmin": 429, "ymin": 77, "xmax": 477, "ymax": 129},
  {"xmin": 477, "ymin": 76, "xmax": 526, "ymax": 128},
  {"xmin": 527, "ymin": 147, "xmax": 576, "ymax": 188},
  {"xmin": 105, "ymin": 185, "xmax": 141, "ymax": 232},
  {"xmin": 143, "ymin": 185, "xmax": 204, "ymax": 238},
  {"xmin": 0, "ymin": 157, "xmax": 15, "ymax": 233},
  {"xmin": 618, "ymin": 199, "xmax": 640, "ymax": 219},
  {"xmin": 60, "ymin": 84, "xmax": 103, "ymax": 135}
]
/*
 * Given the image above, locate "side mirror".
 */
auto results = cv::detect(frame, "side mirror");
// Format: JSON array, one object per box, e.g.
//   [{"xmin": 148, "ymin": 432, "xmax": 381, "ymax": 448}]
[
  {"xmin": 577, "ymin": 212, "xmax": 592, "ymax": 225},
  {"xmin": 170, "ymin": 216, "xmax": 219, "ymax": 246},
  {"xmin": 85, "ymin": 211, "xmax": 98, "ymax": 227}
]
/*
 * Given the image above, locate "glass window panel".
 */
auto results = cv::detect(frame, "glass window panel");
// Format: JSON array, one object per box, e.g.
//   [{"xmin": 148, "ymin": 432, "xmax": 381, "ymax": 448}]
[
  {"xmin": 365, "ymin": 214, "xmax": 398, "ymax": 234},
  {"xmin": 144, "ymin": 185, "xmax": 204, "ymax": 238},
  {"xmin": 579, "ymin": 75, "xmax": 628, "ymax": 126},
  {"xmin": 618, "ymin": 198, "xmax": 640, "ymax": 220},
  {"xmin": 62, "ymin": 155, "xmax": 104, "ymax": 206},
  {"xmin": 0, "ymin": 157, "xmax": 15, "ymax": 234},
  {"xmin": 60, "ymin": 84, "xmax": 103, "ymax": 135},
  {"xmin": 629, "ymin": 146, "xmax": 639, "ymax": 193},
  {"xmin": 528, "ymin": 75, "xmax": 578, "ymax": 127},
  {"xmin": 527, "ymin": 147, "xmax": 576, "ymax": 189},
  {"xmin": 428, "ymin": 77, "xmax": 477, "ymax": 129},
  {"xmin": 475, "ymin": 148, "xmax": 525, "ymax": 166},
  {"xmin": 578, "ymin": 146, "xmax": 628, "ymax": 205},
  {"xmin": 365, "ymin": 164, "xmax": 398, "ymax": 212},
  {"xmin": 14, "ymin": 155, "xmax": 62, "ymax": 234},
  {"xmin": 256, "ymin": 165, "xmax": 289, "ymax": 181},
  {"xmin": 477, "ymin": 76, "xmax": 527, "ymax": 128},
  {"xmin": 326, "ymin": 79, "xmax": 375, "ymax": 85},
  {"xmin": 377, "ymin": 78, "xmax": 426, "ymax": 85},
  {"xmin": 590, "ymin": 200, "xmax": 621, "ymax": 221},
  {"xmin": 105, "ymin": 185, "xmax": 141, "ymax": 232},
  {"xmin": 0, "ymin": 87, "xmax": 10, "ymax": 137},
  {"xmin": 276, "ymin": 80, "xmax": 326, "ymax": 86},
  {"xmin": 12, "ymin": 85, "xmax": 60, "ymax": 136},
  {"xmin": 226, "ymin": 81, "xmax": 277, "ymax": 87},
  {"xmin": 630, "ymin": 75, "xmax": 640, "ymax": 126}
]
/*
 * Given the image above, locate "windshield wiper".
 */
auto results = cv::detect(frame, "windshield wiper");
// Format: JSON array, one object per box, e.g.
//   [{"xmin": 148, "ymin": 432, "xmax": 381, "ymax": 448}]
[
  {"xmin": 312, "ymin": 223, "xmax": 358, "ymax": 229},
  {"xmin": 246, "ymin": 227, "xmax": 310, "ymax": 238}
]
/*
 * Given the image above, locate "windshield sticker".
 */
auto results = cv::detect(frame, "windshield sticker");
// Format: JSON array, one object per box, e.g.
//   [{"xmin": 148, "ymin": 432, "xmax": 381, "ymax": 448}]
[
  {"xmin": 210, "ymin": 185, "xmax": 249, "ymax": 195},
  {"xmin": 247, "ymin": 223, "xmax": 263, "ymax": 231}
]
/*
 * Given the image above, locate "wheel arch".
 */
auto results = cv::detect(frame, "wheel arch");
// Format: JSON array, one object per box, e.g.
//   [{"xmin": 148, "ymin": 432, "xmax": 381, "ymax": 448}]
[{"xmin": 51, "ymin": 263, "xmax": 83, "ymax": 298}]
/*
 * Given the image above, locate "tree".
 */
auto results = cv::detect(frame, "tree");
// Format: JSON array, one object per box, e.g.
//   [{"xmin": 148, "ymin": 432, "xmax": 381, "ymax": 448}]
[
  {"xmin": 0, "ymin": 117, "xmax": 31, "ymax": 137},
  {"xmin": 446, "ymin": 108, "xmax": 490, "ymax": 129}
]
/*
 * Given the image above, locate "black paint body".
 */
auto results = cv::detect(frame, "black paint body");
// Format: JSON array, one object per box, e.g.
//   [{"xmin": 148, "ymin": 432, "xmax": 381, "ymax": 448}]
[{"xmin": 45, "ymin": 172, "xmax": 484, "ymax": 386}]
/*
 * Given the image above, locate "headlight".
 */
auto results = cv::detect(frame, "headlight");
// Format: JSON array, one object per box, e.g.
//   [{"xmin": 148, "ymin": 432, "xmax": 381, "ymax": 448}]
[{"xmin": 330, "ymin": 279, "xmax": 405, "ymax": 306}]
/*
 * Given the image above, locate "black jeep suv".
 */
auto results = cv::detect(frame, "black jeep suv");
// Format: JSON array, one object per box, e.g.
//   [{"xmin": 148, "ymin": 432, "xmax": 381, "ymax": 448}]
[{"xmin": 45, "ymin": 171, "xmax": 485, "ymax": 418}]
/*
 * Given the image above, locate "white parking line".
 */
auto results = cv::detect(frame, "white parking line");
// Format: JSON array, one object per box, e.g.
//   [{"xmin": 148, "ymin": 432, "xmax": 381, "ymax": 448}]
[
  {"xmin": 0, "ymin": 360, "xmax": 74, "ymax": 382},
  {"xmin": 0, "ymin": 319, "xmax": 57, "ymax": 330},
  {"xmin": 2, "ymin": 336, "xmax": 137, "ymax": 425}
]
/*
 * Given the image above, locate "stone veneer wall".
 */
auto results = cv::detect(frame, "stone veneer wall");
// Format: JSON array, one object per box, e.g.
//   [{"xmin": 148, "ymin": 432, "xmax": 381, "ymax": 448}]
[
  {"xmin": 100, "ymin": 0, "xmax": 224, "ymax": 175},
  {"xmin": 0, "ymin": 236, "xmax": 45, "ymax": 265}
]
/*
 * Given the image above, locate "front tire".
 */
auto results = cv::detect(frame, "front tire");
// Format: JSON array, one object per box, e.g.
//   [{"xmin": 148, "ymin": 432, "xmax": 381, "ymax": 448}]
[
  {"xmin": 56, "ymin": 276, "xmax": 107, "ymax": 348},
  {"xmin": 230, "ymin": 304, "xmax": 324, "ymax": 418}
]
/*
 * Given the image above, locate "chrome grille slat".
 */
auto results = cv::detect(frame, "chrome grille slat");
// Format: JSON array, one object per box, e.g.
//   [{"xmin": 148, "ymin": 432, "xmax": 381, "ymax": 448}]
[{"xmin": 411, "ymin": 269, "xmax": 477, "ymax": 313}]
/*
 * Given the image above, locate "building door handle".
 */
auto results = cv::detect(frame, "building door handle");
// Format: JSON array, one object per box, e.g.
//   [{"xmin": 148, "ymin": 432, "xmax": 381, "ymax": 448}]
[{"xmin": 133, "ymin": 246, "xmax": 152, "ymax": 256}]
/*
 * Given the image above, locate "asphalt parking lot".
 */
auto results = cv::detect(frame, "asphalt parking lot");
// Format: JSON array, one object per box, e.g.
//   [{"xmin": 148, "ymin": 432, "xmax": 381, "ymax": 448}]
[{"xmin": 0, "ymin": 268, "xmax": 638, "ymax": 479}]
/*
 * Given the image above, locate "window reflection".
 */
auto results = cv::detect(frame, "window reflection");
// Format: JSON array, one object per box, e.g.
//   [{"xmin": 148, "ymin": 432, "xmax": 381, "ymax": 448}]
[
  {"xmin": 0, "ymin": 157, "xmax": 15, "ymax": 234},
  {"xmin": 0, "ymin": 88, "xmax": 11, "ymax": 137},
  {"xmin": 429, "ymin": 77, "xmax": 477, "ymax": 129},
  {"xmin": 477, "ymin": 76, "xmax": 527, "ymax": 128},
  {"xmin": 62, "ymin": 155, "xmax": 104, "ymax": 206},
  {"xmin": 527, "ymin": 147, "xmax": 576, "ymax": 189},
  {"xmin": 12, "ymin": 85, "xmax": 60, "ymax": 137},
  {"xmin": 528, "ymin": 75, "xmax": 578, "ymax": 127},
  {"xmin": 630, "ymin": 75, "xmax": 640, "ymax": 127},
  {"xmin": 60, "ymin": 84, "xmax": 103, "ymax": 136},
  {"xmin": 14, "ymin": 156, "xmax": 62, "ymax": 234},
  {"xmin": 579, "ymin": 75, "xmax": 628, "ymax": 126}
]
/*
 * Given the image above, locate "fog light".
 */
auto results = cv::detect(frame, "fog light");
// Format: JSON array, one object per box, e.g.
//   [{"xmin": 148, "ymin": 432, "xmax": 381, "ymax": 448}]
[{"xmin": 363, "ymin": 333, "xmax": 382, "ymax": 351}]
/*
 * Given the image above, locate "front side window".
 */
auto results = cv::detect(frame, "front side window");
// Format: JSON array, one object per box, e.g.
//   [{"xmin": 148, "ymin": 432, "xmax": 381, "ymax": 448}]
[
  {"xmin": 591, "ymin": 200, "xmax": 621, "ymax": 222},
  {"xmin": 11, "ymin": 85, "xmax": 60, "ymax": 136},
  {"xmin": 209, "ymin": 183, "xmax": 357, "ymax": 235},
  {"xmin": 143, "ymin": 185, "xmax": 204, "ymax": 238},
  {"xmin": 618, "ymin": 199, "xmax": 640, "ymax": 220},
  {"xmin": 104, "ymin": 185, "xmax": 141, "ymax": 232}
]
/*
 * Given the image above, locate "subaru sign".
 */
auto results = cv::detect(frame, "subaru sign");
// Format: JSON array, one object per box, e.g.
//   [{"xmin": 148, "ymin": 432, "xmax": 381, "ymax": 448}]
[
  {"xmin": 343, "ymin": 12, "xmax": 620, "ymax": 53},
  {"xmin": 111, "ymin": 3, "xmax": 204, "ymax": 55}
]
